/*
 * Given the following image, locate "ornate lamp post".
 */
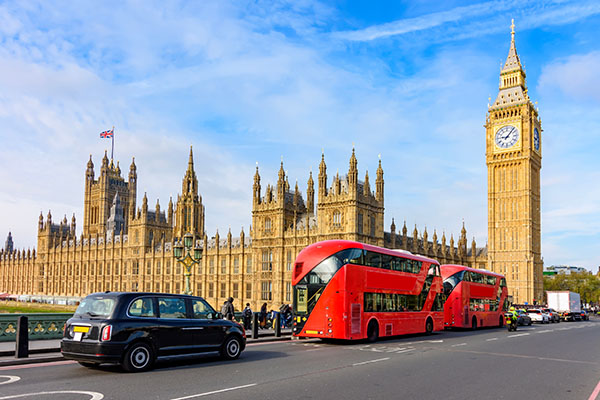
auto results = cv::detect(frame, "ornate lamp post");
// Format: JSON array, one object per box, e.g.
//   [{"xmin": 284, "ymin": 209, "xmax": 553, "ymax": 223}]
[{"xmin": 173, "ymin": 233, "xmax": 203, "ymax": 295}]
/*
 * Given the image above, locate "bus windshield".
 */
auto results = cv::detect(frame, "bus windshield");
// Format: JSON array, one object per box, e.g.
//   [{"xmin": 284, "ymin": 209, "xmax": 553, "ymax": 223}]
[{"xmin": 443, "ymin": 270, "xmax": 465, "ymax": 296}]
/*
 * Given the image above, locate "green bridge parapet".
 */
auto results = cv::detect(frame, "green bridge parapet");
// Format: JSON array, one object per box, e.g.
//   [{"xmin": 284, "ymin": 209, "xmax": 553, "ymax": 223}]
[{"xmin": 0, "ymin": 313, "xmax": 73, "ymax": 342}]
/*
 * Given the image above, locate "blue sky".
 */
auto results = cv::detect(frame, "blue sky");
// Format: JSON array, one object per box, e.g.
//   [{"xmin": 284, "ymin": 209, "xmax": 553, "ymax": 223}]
[{"xmin": 1, "ymin": 0, "xmax": 599, "ymax": 271}]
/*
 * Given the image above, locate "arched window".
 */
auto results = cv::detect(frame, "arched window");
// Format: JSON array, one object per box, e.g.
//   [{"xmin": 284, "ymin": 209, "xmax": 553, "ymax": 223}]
[
  {"xmin": 333, "ymin": 210, "xmax": 342, "ymax": 227},
  {"xmin": 265, "ymin": 218, "xmax": 272, "ymax": 233}
]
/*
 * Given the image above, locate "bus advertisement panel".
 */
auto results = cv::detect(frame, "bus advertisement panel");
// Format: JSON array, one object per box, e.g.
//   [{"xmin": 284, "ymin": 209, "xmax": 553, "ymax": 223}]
[
  {"xmin": 441, "ymin": 264, "xmax": 508, "ymax": 329},
  {"xmin": 292, "ymin": 240, "xmax": 445, "ymax": 341}
]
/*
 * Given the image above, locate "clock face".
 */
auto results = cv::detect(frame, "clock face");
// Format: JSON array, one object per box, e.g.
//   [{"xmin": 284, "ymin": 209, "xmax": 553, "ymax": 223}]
[
  {"xmin": 495, "ymin": 125, "xmax": 519, "ymax": 148},
  {"xmin": 533, "ymin": 127, "xmax": 540, "ymax": 151}
]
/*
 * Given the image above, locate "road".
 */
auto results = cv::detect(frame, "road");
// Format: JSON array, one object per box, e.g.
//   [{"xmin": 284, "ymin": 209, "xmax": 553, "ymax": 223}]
[{"xmin": 0, "ymin": 320, "xmax": 598, "ymax": 400}]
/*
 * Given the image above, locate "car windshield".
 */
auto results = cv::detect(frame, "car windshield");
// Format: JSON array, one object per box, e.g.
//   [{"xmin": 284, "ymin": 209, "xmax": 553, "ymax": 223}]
[{"xmin": 74, "ymin": 295, "xmax": 117, "ymax": 318}]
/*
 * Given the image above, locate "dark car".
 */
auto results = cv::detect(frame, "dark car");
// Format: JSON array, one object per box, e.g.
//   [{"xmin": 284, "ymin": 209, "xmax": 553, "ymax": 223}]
[
  {"xmin": 61, "ymin": 292, "xmax": 246, "ymax": 372},
  {"xmin": 516, "ymin": 309, "xmax": 532, "ymax": 326}
]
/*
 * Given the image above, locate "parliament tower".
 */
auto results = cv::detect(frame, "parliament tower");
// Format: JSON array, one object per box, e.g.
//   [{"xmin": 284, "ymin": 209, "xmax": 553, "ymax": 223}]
[{"xmin": 486, "ymin": 21, "xmax": 543, "ymax": 303}]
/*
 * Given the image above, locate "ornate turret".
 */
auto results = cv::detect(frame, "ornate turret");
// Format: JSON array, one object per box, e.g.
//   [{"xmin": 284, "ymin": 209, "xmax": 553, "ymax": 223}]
[
  {"xmin": 86, "ymin": 155, "xmax": 95, "ymax": 181},
  {"xmin": 168, "ymin": 197, "xmax": 174, "ymax": 226},
  {"xmin": 306, "ymin": 171, "xmax": 314, "ymax": 214},
  {"xmin": 142, "ymin": 192, "xmax": 148, "ymax": 215},
  {"xmin": 101, "ymin": 150, "xmax": 109, "ymax": 175},
  {"xmin": 38, "ymin": 212, "xmax": 44, "ymax": 231},
  {"xmin": 4, "ymin": 232, "xmax": 13, "ymax": 253},
  {"xmin": 174, "ymin": 146, "xmax": 205, "ymax": 240},
  {"xmin": 348, "ymin": 148, "xmax": 358, "ymax": 192},
  {"xmin": 277, "ymin": 159, "xmax": 286, "ymax": 199},
  {"xmin": 70, "ymin": 214, "xmax": 76, "ymax": 236},
  {"xmin": 155, "ymin": 199, "xmax": 161, "ymax": 222},
  {"xmin": 376, "ymin": 156, "xmax": 384, "ymax": 202},
  {"xmin": 318, "ymin": 152, "xmax": 327, "ymax": 198},
  {"xmin": 432, "ymin": 230, "xmax": 438, "ymax": 254},
  {"xmin": 412, "ymin": 224, "xmax": 419, "ymax": 252},
  {"xmin": 253, "ymin": 164, "xmax": 261, "ymax": 204},
  {"xmin": 363, "ymin": 170, "xmax": 370, "ymax": 197}
]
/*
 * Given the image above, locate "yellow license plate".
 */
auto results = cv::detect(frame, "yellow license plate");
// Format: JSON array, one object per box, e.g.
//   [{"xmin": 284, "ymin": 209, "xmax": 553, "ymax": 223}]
[
  {"xmin": 73, "ymin": 326, "xmax": 90, "ymax": 333},
  {"xmin": 305, "ymin": 330, "xmax": 319, "ymax": 335}
]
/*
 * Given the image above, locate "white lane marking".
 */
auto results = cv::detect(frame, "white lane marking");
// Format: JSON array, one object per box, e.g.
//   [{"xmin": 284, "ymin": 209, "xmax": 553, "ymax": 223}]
[
  {"xmin": 0, "ymin": 376, "xmax": 20, "ymax": 386},
  {"xmin": 537, "ymin": 329, "xmax": 553, "ymax": 333},
  {"xmin": 352, "ymin": 357, "xmax": 390, "ymax": 366},
  {"xmin": 395, "ymin": 348, "xmax": 415, "ymax": 354},
  {"xmin": 508, "ymin": 333, "xmax": 530, "ymax": 338},
  {"xmin": 558, "ymin": 327, "xmax": 572, "ymax": 331},
  {"xmin": 304, "ymin": 348, "xmax": 320, "ymax": 352},
  {"xmin": 0, "ymin": 391, "xmax": 103, "ymax": 400},
  {"xmin": 451, "ymin": 343, "xmax": 467, "ymax": 347},
  {"xmin": 406, "ymin": 340, "xmax": 444, "ymax": 344},
  {"xmin": 170, "ymin": 384, "xmax": 257, "ymax": 400},
  {"xmin": 486, "ymin": 338, "xmax": 498, "ymax": 341}
]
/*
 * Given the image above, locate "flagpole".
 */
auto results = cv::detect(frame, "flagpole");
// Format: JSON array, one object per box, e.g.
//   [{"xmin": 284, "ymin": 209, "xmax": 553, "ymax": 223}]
[{"xmin": 111, "ymin": 126, "xmax": 115, "ymax": 160}]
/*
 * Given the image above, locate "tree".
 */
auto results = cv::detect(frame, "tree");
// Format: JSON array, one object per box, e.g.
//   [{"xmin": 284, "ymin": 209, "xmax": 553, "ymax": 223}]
[{"xmin": 543, "ymin": 272, "xmax": 600, "ymax": 305}]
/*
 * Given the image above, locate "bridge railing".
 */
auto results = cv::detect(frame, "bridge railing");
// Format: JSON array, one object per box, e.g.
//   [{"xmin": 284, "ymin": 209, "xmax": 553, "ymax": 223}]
[{"xmin": 0, "ymin": 313, "xmax": 72, "ymax": 342}]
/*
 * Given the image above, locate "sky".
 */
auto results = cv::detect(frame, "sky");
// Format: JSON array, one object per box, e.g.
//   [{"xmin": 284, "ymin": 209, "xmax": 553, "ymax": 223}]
[{"xmin": 0, "ymin": 0, "xmax": 599, "ymax": 271}]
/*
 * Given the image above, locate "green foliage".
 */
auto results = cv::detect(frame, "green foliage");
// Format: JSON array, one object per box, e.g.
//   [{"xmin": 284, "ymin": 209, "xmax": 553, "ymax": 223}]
[
  {"xmin": 544, "ymin": 272, "xmax": 600, "ymax": 304},
  {"xmin": 0, "ymin": 301, "xmax": 77, "ymax": 314}
]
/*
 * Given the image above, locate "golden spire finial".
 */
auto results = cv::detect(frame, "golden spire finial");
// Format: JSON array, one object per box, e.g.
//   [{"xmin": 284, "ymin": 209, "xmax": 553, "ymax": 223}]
[{"xmin": 511, "ymin": 19, "xmax": 515, "ymax": 36}]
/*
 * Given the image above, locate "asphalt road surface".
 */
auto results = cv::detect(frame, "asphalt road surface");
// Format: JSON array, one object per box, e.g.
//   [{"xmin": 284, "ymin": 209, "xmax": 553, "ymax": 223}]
[{"xmin": 0, "ymin": 319, "xmax": 598, "ymax": 400}]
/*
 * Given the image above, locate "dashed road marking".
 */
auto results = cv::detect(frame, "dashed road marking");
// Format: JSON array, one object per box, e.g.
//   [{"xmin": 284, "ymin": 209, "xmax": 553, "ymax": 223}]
[
  {"xmin": 170, "ymin": 384, "xmax": 257, "ymax": 400},
  {"xmin": 352, "ymin": 357, "xmax": 390, "ymax": 366},
  {"xmin": 507, "ymin": 333, "xmax": 530, "ymax": 338},
  {"xmin": 486, "ymin": 338, "xmax": 498, "ymax": 341},
  {"xmin": 536, "ymin": 329, "xmax": 553, "ymax": 333},
  {"xmin": 451, "ymin": 343, "xmax": 467, "ymax": 347}
]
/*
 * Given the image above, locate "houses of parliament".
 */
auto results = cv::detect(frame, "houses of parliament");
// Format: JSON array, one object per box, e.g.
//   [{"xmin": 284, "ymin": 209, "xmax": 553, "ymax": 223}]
[{"xmin": 0, "ymin": 24, "xmax": 543, "ymax": 307}]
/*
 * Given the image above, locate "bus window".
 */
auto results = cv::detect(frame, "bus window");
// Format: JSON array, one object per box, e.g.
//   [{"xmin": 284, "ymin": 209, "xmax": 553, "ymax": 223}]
[
  {"xmin": 364, "ymin": 251, "xmax": 382, "ymax": 269},
  {"xmin": 381, "ymin": 254, "xmax": 393, "ymax": 270},
  {"xmin": 337, "ymin": 248, "xmax": 364, "ymax": 265},
  {"xmin": 411, "ymin": 260, "xmax": 423, "ymax": 274},
  {"xmin": 428, "ymin": 264, "xmax": 441, "ymax": 276}
]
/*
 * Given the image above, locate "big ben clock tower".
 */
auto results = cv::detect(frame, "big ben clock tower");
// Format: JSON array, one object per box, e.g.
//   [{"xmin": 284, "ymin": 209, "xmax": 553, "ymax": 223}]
[{"xmin": 486, "ymin": 20, "xmax": 543, "ymax": 304}]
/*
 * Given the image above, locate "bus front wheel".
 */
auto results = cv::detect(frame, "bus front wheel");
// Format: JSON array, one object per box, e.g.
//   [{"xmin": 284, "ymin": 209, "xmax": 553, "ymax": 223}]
[{"xmin": 367, "ymin": 320, "xmax": 379, "ymax": 342}]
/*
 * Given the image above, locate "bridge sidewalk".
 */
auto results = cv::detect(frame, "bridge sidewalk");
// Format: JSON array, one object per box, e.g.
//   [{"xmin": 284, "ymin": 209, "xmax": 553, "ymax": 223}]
[{"xmin": 0, "ymin": 328, "xmax": 292, "ymax": 367}]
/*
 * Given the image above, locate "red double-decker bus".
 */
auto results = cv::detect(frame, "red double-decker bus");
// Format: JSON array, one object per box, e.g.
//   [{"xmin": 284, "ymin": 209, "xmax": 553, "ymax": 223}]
[
  {"xmin": 440, "ymin": 264, "xmax": 508, "ymax": 329},
  {"xmin": 292, "ymin": 240, "xmax": 445, "ymax": 341}
]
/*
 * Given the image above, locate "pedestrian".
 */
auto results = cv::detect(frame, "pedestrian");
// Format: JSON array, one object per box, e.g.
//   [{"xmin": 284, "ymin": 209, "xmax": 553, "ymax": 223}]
[
  {"xmin": 225, "ymin": 297, "xmax": 235, "ymax": 321},
  {"xmin": 243, "ymin": 303, "xmax": 253, "ymax": 330},
  {"xmin": 260, "ymin": 302, "xmax": 268, "ymax": 329}
]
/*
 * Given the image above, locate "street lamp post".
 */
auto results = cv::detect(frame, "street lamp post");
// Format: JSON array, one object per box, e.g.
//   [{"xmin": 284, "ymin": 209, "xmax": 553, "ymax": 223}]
[{"xmin": 173, "ymin": 233, "xmax": 203, "ymax": 295}]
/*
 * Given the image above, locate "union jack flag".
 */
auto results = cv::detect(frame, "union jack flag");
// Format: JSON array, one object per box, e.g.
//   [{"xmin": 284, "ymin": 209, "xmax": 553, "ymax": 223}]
[{"xmin": 100, "ymin": 128, "xmax": 114, "ymax": 138}]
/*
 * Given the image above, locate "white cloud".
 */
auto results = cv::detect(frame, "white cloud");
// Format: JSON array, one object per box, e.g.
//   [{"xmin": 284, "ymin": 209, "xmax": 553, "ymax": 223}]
[{"xmin": 538, "ymin": 51, "xmax": 600, "ymax": 102}]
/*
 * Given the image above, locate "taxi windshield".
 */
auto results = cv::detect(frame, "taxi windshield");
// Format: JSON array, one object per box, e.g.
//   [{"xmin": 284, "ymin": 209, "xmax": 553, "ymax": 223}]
[{"xmin": 74, "ymin": 295, "xmax": 117, "ymax": 318}]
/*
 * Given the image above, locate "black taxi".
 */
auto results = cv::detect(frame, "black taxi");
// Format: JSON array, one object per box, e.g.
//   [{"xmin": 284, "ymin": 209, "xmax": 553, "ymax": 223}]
[{"xmin": 61, "ymin": 292, "xmax": 246, "ymax": 372}]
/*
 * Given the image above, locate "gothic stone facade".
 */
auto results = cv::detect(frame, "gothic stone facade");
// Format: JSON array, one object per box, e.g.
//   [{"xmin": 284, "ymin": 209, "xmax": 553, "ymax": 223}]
[{"xmin": 0, "ymin": 26, "xmax": 541, "ymax": 308}]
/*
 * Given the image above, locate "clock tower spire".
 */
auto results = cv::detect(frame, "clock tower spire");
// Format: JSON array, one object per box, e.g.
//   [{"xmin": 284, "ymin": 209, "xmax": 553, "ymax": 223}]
[{"xmin": 486, "ymin": 20, "xmax": 543, "ymax": 304}]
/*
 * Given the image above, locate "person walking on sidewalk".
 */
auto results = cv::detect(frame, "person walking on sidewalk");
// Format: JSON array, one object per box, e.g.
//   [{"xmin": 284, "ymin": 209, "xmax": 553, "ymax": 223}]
[
  {"xmin": 260, "ymin": 302, "xmax": 268, "ymax": 329},
  {"xmin": 222, "ymin": 297, "xmax": 235, "ymax": 321},
  {"xmin": 242, "ymin": 303, "xmax": 253, "ymax": 330}
]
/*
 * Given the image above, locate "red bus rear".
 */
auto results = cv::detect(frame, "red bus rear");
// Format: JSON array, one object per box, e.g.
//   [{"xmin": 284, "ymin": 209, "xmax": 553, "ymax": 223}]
[
  {"xmin": 292, "ymin": 240, "xmax": 445, "ymax": 341},
  {"xmin": 440, "ymin": 264, "xmax": 508, "ymax": 329}
]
